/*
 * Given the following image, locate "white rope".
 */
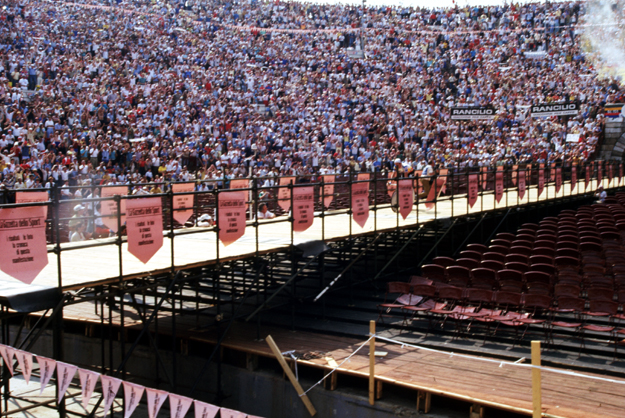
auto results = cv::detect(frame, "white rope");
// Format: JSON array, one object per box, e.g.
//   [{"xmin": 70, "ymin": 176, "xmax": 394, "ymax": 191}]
[
  {"xmin": 299, "ymin": 336, "xmax": 373, "ymax": 397},
  {"xmin": 373, "ymin": 334, "xmax": 625, "ymax": 386}
]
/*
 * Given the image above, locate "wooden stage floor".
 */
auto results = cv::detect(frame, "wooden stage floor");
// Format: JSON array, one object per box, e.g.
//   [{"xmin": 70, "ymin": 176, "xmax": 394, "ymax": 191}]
[{"xmin": 0, "ymin": 179, "xmax": 614, "ymax": 291}]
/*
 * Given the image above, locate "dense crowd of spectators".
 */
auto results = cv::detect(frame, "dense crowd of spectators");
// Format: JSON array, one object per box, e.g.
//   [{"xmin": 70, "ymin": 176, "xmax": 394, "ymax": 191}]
[{"xmin": 0, "ymin": 0, "xmax": 622, "ymax": 196}]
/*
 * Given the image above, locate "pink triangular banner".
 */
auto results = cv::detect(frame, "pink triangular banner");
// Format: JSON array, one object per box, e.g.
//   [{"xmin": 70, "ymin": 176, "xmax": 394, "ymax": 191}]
[
  {"xmin": 123, "ymin": 381, "xmax": 145, "ymax": 418},
  {"xmin": 0, "ymin": 345, "xmax": 15, "ymax": 376},
  {"xmin": 193, "ymin": 400, "xmax": 220, "ymax": 418},
  {"xmin": 15, "ymin": 350, "xmax": 33, "ymax": 384},
  {"xmin": 169, "ymin": 393, "xmax": 193, "ymax": 418},
  {"xmin": 220, "ymin": 407, "xmax": 247, "ymax": 418},
  {"xmin": 78, "ymin": 369, "xmax": 100, "ymax": 410},
  {"xmin": 36, "ymin": 356, "xmax": 56, "ymax": 395},
  {"xmin": 56, "ymin": 362, "xmax": 78, "ymax": 403},
  {"xmin": 146, "ymin": 387, "xmax": 168, "ymax": 418},
  {"xmin": 101, "ymin": 375, "xmax": 123, "ymax": 418}
]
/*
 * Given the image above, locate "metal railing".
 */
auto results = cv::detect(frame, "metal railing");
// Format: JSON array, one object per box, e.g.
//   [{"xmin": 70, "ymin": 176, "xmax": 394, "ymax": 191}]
[{"xmin": 0, "ymin": 161, "xmax": 621, "ymax": 288}]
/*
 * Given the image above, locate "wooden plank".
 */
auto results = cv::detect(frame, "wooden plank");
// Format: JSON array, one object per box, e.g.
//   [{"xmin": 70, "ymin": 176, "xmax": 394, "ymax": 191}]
[{"xmin": 266, "ymin": 335, "xmax": 316, "ymax": 417}]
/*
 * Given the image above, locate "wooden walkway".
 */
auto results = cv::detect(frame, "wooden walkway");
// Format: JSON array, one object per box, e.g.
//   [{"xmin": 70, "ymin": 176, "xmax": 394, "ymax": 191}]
[
  {"xmin": 0, "ymin": 179, "xmax": 612, "ymax": 291},
  {"xmin": 55, "ymin": 297, "xmax": 625, "ymax": 418}
]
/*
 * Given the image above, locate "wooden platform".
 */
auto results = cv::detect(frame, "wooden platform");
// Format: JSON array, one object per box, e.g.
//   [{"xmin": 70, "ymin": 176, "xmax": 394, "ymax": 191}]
[
  {"xmin": 0, "ymin": 179, "xmax": 612, "ymax": 291},
  {"xmin": 171, "ymin": 321, "xmax": 625, "ymax": 418}
]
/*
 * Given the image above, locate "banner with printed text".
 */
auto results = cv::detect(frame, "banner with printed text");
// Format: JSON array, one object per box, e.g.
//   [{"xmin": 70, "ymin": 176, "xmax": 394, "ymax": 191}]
[
  {"xmin": 293, "ymin": 186, "xmax": 314, "ymax": 232},
  {"xmin": 278, "ymin": 177, "xmax": 295, "ymax": 212},
  {"xmin": 321, "ymin": 175, "xmax": 335, "ymax": 208},
  {"xmin": 495, "ymin": 171, "xmax": 504, "ymax": 203},
  {"xmin": 571, "ymin": 165, "xmax": 577, "ymax": 192},
  {"xmin": 171, "ymin": 183, "xmax": 195, "ymax": 225},
  {"xmin": 16, "ymin": 191, "xmax": 49, "ymax": 218},
  {"xmin": 398, "ymin": 179, "xmax": 414, "ymax": 220},
  {"xmin": 217, "ymin": 191, "xmax": 246, "ymax": 246},
  {"xmin": 519, "ymin": 170, "xmax": 527, "ymax": 200},
  {"xmin": 101, "ymin": 186, "xmax": 128, "ymax": 232},
  {"xmin": 126, "ymin": 198, "xmax": 163, "ymax": 264},
  {"xmin": 555, "ymin": 167, "xmax": 562, "ymax": 193},
  {"xmin": 352, "ymin": 178, "xmax": 370, "ymax": 228},
  {"xmin": 0, "ymin": 206, "xmax": 48, "ymax": 284},
  {"xmin": 468, "ymin": 174, "xmax": 478, "ymax": 208}
]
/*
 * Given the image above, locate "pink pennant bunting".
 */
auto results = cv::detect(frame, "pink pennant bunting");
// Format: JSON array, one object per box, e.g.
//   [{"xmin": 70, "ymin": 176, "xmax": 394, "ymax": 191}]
[
  {"xmin": 292, "ymin": 186, "xmax": 314, "ymax": 232},
  {"xmin": 555, "ymin": 167, "xmax": 562, "ymax": 193},
  {"xmin": 36, "ymin": 356, "xmax": 56, "ymax": 395},
  {"xmin": 217, "ymin": 191, "xmax": 247, "ymax": 246},
  {"xmin": 0, "ymin": 206, "xmax": 48, "ymax": 284},
  {"xmin": 123, "ymin": 382, "xmax": 145, "ymax": 418},
  {"xmin": 220, "ymin": 407, "xmax": 247, "ymax": 418},
  {"xmin": 571, "ymin": 165, "xmax": 577, "ymax": 193},
  {"xmin": 480, "ymin": 166, "xmax": 488, "ymax": 190},
  {"xmin": 169, "ymin": 393, "xmax": 193, "ymax": 418},
  {"xmin": 550, "ymin": 162, "xmax": 556, "ymax": 182},
  {"xmin": 101, "ymin": 186, "xmax": 128, "ymax": 232},
  {"xmin": 101, "ymin": 375, "xmax": 123, "ymax": 418},
  {"xmin": 0, "ymin": 345, "xmax": 14, "ymax": 376},
  {"xmin": 172, "ymin": 183, "xmax": 195, "ymax": 225},
  {"xmin": 397, "ymin": 179, "xmax": 414, "ymax": 220},
  {"xmin": 126, "ymin": 197, "xmax": 164, "ymax": 264},
  {"xmin": 321, "ymin": 175, "xmax": 335, "ymax": 209},
  {"xmin": 277, "ymin": 177, "xmax": 295, "ymax": 212},
  {"xmin": 78, "ymin": 369, "xmax": 100, "ymax": 410},
  {"xmin": 146, "ymin": 387, "xmax": 168, "ymax": 418},
  {"xmin": 537, "ymin": 168, "xmax": 545, "ymax": 197},
  {"xmin": 15, "ymin": 350, "xmax": 33, "ymax": 384},
  {"xmin": 193, "ymin": 400, "xmax": 220, "ymax": 418},
  {"xmin": 56, "ymin": 362, "xmax": 78, "ymax": 403}
]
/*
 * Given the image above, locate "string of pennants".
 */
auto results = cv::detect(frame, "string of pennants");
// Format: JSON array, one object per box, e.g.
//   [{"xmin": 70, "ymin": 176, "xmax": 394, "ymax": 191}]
[{"xmin": 0, "ymin": 344, "xmax": 259, "ymax": 418}]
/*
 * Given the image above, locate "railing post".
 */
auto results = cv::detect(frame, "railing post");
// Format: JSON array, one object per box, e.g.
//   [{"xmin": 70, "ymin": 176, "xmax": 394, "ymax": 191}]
[
  {"xmin": 369, "ymin": 320, "xmax": 375, "ymax": 406},
  {"xmin": 531, "ymin": 340, "xmax": 542, "ymax": 418}
]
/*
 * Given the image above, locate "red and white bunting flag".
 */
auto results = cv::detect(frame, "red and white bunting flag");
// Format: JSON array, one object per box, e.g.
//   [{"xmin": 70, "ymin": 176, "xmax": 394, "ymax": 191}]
[
  {"xmin": 36, "ymin": 356, "xmax": 56, "ymax": 395},
  {"xmin": 101, "ymin": 375, "xmax": 122, "ymax": 418},
  {"xmin": 15, "ymin": 350, "xmax": 33, "ymax": 384},
  {"xmin": 193, "ymin": 399, "xmax": 220, "ymax": 418},
  {"xmin": 78, "ymin": 369, "xmax": 100, "ymax": 410},
  {"xmin": 56, "ymin": 362, "xmax": 78, "ymax": 403},
  {"xmin": 146, "ymin": 387, "xmax": 168, "ymax": 418},
  {"xmin": 123, "ymin": 381, "xmax": 145, "ymax": 418},
  {"xmin": 169, "ymin": 393, "xmax": 193, "ymax": 418},
  {"xmin": 0, "ymin": 345, "xmax": 15, "ymax": 376},
  {"xmin": 220, "ymin": 407, "xmax": 247, "ymax": 418}
]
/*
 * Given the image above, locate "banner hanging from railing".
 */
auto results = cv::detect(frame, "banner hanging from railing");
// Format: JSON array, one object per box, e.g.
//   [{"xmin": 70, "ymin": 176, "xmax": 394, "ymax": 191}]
[
  {"xmin": 538, "ymin": 166, "xmax": 545, "ymax": 197},
  {"xmin": 495, "ymin": 170, "xmax": 504, "ymax": 203},
  {"xmin": 293, "ymin": 186, "xmax": 314, "ymax": 232},
  {"xmin": 0, "ymin": 206, "xmax": 48, "ymax": 284},
  {"xmin": 126, "ymin": 197, "xmax": 164, "ymax": 264},
  {"xmin": 519, "ymin": 170, "xmax": 527, "ymax": 200},
  {"xmin": 352, "ymin": 174, "xmax": 370, "ymax": 228},
  {"xmin": 571, "ymin": 165, "xmax": 577, "ymax": 193},
  {"xmin": 480, "ymin": 166, "xmax": 488, "ymax": 190},
  {"xmin": 101, "ymin": 186, "xmax": 128, "ymax": 232},
  {"xmin": 585, "ymin": 165, "xmax": 591, "ymax": 191},
  {"xmin": 123, "ymin": 382, "xmax": 145, "ymax": 418},
  {"xmin": 15, "ymin": 191, "xmax": 49, "ymax": 218},
  {"xmin": 555, "ymin": 167, "xmax": 562, "ymax": 194},
  {"xmin": 512, "ymin": 165, "xmax": 518, "ymax": 186},
  {"xmin": 550, "ymin": 163, "xmax": 556, "ymax": 182},
  {"xmin": 169, "ymin": 393, "xmax": 193, "ymax": 418},
  {"xmin": 79, "ymin": 369, "xmax": 100, "ymax": 410},
  {"xmin": 217, "ymin": 191, "xmax": 247, "ymax": 246},
  {"xmin": 145, "ymin": 388, "xmax": 168, "ymax": 418},
  {"xmin": 171, "ymin": 183, "xmax": 195, "ymax": 225},
  {"xmin": 397, "ymin": 179, "xmax": 414, "ymax": 220},
  {"xmin": 468, "ymin": 174, "xmax": 478, "ymax": 208},
  {"xmin": 321, "ymin": 175, "xmax": 335, "ymax": 209},
  {"xmin": 101, "ymin": 375, "xmax": 123, "ymax": 418},
  {"xmin": 598, "ymin": 162, "xmax": 603, "ymax": 188},
  {"xmin": 230, "ymin": 179, "xmax": 251, "ymax": 213},
  {"xmin": 278, "ymin": 177, "xmax": 295, "ymax": 212}
]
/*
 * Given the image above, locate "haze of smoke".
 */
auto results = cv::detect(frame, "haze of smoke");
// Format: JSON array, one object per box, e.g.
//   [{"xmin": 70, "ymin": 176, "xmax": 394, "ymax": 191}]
[{"xmin": 582, "ymin": 0, "xmax": 625, "ymax": 79}]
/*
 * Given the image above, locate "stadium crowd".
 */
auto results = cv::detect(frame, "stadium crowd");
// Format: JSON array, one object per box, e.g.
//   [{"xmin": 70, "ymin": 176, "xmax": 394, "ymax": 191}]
[{"xmin": 0, "ymin": 0, "xmax": 620, "ymax": 195}]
